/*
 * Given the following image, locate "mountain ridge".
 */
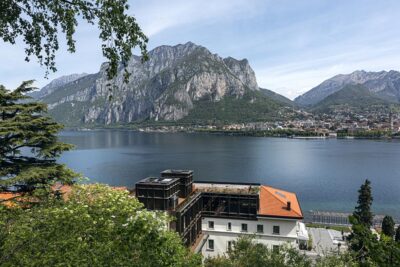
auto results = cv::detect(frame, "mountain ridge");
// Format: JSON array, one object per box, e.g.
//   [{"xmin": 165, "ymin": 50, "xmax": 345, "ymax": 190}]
[
  {"xmin": 294, "ymin": 70, "xmax": 400, "ymax": 107},
  {"xmin": 311, "ymin": 84, "xmax": 393, "ymax": 113},
  {"xmin": 34, "ymin": 42, "xmax": 291, "ymax": 126}
]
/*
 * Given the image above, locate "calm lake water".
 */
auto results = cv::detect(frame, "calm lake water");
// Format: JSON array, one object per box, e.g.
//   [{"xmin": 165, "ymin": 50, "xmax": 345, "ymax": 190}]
[{"xmin": 59, "ymin": 130, "xmax": 400, "ymax": 219}]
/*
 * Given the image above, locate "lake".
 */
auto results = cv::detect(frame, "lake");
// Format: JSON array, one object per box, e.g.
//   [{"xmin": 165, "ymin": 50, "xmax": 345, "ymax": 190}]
[{"xmin": 59, "ymin": 130, "xmax": 400, "ymax": 219}]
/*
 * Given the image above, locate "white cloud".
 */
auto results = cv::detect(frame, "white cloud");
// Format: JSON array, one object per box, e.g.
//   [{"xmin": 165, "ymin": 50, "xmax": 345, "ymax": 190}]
[{"xmin": 132, "ymin": 0, "xmax": 264, "ymax": 37}]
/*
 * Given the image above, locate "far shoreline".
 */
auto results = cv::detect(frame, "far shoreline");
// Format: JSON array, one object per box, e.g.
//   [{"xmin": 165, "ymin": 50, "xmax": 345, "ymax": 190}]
[{"xmin": 61, "ymin": 126, "xmax": 400, "ymax": 141}]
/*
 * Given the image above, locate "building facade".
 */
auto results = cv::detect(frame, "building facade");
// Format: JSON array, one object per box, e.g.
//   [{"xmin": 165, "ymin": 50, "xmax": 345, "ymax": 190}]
[{"xmin": 134, "ymin": 170, "xmax": 309, "ymax": 257}]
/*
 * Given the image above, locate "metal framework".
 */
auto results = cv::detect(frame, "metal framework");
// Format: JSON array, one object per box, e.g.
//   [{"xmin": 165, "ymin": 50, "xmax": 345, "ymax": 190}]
[
  {"xmin": 135, "ymin": 171, "xmax": 261, "ymax": 247},
  {"xmin": 135, "ymin": 177, "xmax": 180, "ymax": 211},
  {"xmin": 161, "ymin": 169, "xmax": 193, "ymax": 198}
]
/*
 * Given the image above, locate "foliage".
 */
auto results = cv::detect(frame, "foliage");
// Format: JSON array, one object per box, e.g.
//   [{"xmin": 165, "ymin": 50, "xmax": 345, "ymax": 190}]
[
  {"xmin": 381, "ymin": 215, "xmax": 395, "ymax": 237},
  {"xmin": 396, "ymin": 225, "xmax": 400, "ymax": 243},
  {"xmin": 0, "ymin": 184, "xmax": 201, "ymax": 267},
  {"xmin": 314, "ymin": 252, "xmax": 358, "ymax": 267},
  {"xmin": 204, "ymin": 236, "xmax": 359, "ymax": 267},
  {"xmin": 348, "ymin": 180, "xmax": 400, "ymax": 266},
  {"xmin": 178, "ymin": 90, "xmax": 287, "ymax": 125},
  {"xmin": 204, "ymin": 235, "xmax": 312, "ymax": 267},
  {"xmin": 0, "ymin": 0, "xmax": 148, "ymax": 79},
  {"xmin": 348, "ymin": 215, "xmax": 379, "ymax": 265},
  {"xmin": 311, "ymin": 84, "xmax": 394, "ymax": 114},
  {"xmin": 353, "ymin": 179, "xmax": 373, "ymax": 227},
  {"xmin": 0, "ymin": 81, "xmax": 79, "ymax": 191},
  {"xmin": 336, "ymin": 130, "xmax": 391, "ymax": 139}
]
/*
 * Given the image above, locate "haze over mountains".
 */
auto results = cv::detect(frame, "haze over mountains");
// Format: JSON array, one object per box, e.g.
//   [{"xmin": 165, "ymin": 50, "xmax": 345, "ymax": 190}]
[{"xmin": 31, "ymin": 42, "xmax": 400, "ymax": 126}]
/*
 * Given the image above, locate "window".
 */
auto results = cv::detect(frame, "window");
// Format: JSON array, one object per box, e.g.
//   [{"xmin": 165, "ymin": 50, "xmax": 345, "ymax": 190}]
[
  {"xmin": 208, "ymin": 239, "xmax": 214, "ymax": 251},
  {"xmin": 273, "ymin": 245, "xmax": 280, "ymax": 253},
  {"xmin": 208, "ymin": 221, "xmax": 214, "ymax": 229},
  {"xmin": 273, "ymin": 225, "xmax": 280, "ymax": 235},
  {"xmin": 227, "ymin": 222, "xmax": 232, "ymax": 231},
  {"xmin": 227, "ymin": 241, "xmax": 233, "ymax": 251},
  {"xmin": 257, "ymin": 224, "xmax": 264, "ymax": 233},
  {"xmin": 241, "ymin": 223, "xmax": 248, "ymax": 232}
]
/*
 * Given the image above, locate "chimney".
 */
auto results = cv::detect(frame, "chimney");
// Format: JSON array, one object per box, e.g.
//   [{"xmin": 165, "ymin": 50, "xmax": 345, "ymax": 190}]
[{"xmin": 287, "ymin": 201, "xmax": 291, "ymax": 211}]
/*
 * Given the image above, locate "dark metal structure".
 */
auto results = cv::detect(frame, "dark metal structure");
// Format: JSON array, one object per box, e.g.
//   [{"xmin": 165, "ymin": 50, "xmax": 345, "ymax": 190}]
[
  {"xmin": 135, "ymin": 170, "xmax": 260, "ymax": 247},
  {"xmin": 161, "ymin": 169, "xmax": 193, "ymax": 198},
  {"xmin": 135, "ymin": 177, "xmax": 180, "ymax": 211},
  {"xmin": 174, "ymin": 191, "xmax": 203, "ymax": 246},
  {"xmin": 201, "ymin": 192, "xmax": 259, "ymax": 220}
]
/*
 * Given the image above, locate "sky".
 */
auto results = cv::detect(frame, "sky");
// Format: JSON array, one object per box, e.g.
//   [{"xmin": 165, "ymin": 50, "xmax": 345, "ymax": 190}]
[{"xmin": 1, "ymin": 0, "xmax": 400, "ymax": 99}]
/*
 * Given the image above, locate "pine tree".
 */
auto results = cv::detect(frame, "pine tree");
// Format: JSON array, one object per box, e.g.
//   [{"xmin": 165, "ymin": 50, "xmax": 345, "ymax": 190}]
[
  {"xmin": 382, "ymin": 215, "xmax": 395, "ymax": 237},
  {"xmin": 353, "ymin": 179, "xmax": 373, "ymax": 227},
  {"xmin": 396, "ymin": 226, "xmax": 400, "ymax": 243},
  {"xmin": 0, "ymin": 81, "xmax": 79, "ymax": 193},
  {"xmin": 348, "ymin": 179, "xmax": 376, "ymax": 264}
]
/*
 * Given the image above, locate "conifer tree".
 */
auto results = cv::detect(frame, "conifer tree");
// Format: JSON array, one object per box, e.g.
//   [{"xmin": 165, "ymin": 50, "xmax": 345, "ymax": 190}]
[
  {"xmin": 395, "ymin": 226, "xmax": 400, "ymax": 243},
  {"xmin": 0, "ymin": 81, "xmax": 78, "ymax": 192},
  {"xmin": 382, "ymin": 215, "xmax": 395, "ymax": 237},
  {"xmin": 353, "ymin": 179, "xmax": 373, "ymax": 227},
  {"xmin": 348, "ymin": 179, "xmax": 376, "ymax": 264}
]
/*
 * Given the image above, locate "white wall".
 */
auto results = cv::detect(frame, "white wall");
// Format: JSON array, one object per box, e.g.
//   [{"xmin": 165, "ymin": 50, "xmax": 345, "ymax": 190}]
[{"xmin": 200, "ymin": 216, "xmax": 299, "ymax": 258}]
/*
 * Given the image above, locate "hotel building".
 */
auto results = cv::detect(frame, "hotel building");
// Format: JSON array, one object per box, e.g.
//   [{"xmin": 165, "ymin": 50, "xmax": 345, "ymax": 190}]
[{"xmin": 135, "ymin": 170, "xmax": 309, "ymax": 257}]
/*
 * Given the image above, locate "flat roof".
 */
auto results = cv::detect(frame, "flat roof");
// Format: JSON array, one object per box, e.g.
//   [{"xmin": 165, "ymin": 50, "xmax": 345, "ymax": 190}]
[
  {"xmin": 161, "ymin": 169, "xmax": 193, "ymax": 175},
  {"xmin": 136, "ymin": 177, "xmax": 180, "ymax": 185},
  {"xmin": 194, "ymin": 182, "xmax": 259, "ymax": 195}
]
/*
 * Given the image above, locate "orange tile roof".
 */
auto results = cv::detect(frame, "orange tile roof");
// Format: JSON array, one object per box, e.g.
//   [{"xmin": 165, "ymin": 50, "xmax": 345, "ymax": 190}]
[
  {"xmin": 258, "ymin": 185, "xmax": 303, "ymax": 219},
  {"xmin": 0, "ymin": 192, "xmax": 23, "ymax": 207},
  {"xmin": 0, "ymin": 192, "xmax": 21, "ymax": 201}
]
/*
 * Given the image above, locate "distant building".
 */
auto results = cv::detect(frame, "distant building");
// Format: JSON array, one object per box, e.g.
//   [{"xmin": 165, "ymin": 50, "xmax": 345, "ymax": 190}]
[{"xmin": 135, "ymin": 170, "xmax": 308, "ymax": 257}]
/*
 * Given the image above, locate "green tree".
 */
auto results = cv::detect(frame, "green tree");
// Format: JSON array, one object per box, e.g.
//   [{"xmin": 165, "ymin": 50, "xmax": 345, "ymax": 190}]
[
  {"xmin": 353, "ymin": 179, "xmax": 373, "ymax": 227},
  {"xmin": 204, "ymin": 236, "xmax": 357, "ymax": 267},
  {"xmin": 0, "ymin": 0, "xmax": 148, "ymax": 79},
  {"xmin": 381, "ymin": 215, "xmax": 395, "ymax": 237},
  {"xmin": 0, "ymin": 81, "xmax": 79, "ymax": 192},
  {"xmin": 348, "ymin": 180, "xmax": 400, "ymax": 266},
  {"xmin": 396, "ymin": 225, "xmax": 400, "ymax": 243},
  {"xmin": 204, "ymin": 236, "xmax": 312, "ymax": 267},
  {"xmin": 0, "ymin": 184, "xmax": 201, "ymax": 266},
  {"xmin": 314, "ymin": 252, "xmax": 358, "ymax": 267},
  {"xmin": 348, "ymin": 217, "xmax": 378, "ymax": 266},
  {"xmin": 348, "ymin": 180, "xmax": 376, "ymax": 266}
]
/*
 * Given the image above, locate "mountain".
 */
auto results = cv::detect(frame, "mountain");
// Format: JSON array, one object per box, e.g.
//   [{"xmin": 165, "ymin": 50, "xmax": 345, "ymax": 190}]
[
  {"xmin": 259, "ymin": 88, "xmax": 294, "ymax": 106},
  {"xmin": 295, "ymin": 70, "xmax": 400, "ymax": 107},
  {"xmin": 36, "ymin": 42, "xmax": 291, "ymax": 126},
  {"xmin": 29, "ymin": 73, "xmax": 88, "ymax": 99},
  {"xmin": 311, "ymin": 84, "xmax": 392, "ymax": 113}
]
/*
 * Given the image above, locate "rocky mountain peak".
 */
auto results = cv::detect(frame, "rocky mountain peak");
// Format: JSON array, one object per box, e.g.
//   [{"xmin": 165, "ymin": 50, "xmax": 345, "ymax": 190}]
[
  {"xmin": 33, "ymin": 42, "xmax": 281, "ymax": 126},
  {"xmin": 29, "ymin": 73, "xmax": 88, "ymax": 99},
  {"xmin": 295, "ymin": 70, "xmax": 400, "ymax": 106}
]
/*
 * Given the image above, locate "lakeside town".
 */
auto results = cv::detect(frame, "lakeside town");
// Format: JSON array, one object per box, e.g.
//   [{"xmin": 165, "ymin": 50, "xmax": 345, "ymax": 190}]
[{"xmin": 137, "ymin": 108, "xmax": 400, "ymax": 139}]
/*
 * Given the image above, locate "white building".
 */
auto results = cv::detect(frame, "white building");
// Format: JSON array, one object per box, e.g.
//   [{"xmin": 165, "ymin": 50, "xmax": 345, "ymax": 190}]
[
  {"xmin": 134, "ymin": 170, "xmax": 308, "ymax": 258},
  {"xmin": 196, "ymin": 185, "xmax": 308, "ymax": 258}
]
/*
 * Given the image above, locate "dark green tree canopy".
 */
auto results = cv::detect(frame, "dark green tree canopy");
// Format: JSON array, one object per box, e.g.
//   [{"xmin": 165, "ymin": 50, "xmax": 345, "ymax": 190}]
[
  {"xmin": 0, "ymin": 81, "xmax": 78, "ymax": 191},
  {"xmin": 381, "ymin": 215, "xmax": 395, "ymax": 238},
  {"xmin": 0, "ymin": 0, "xmax": 148, "ymax": 79},
  {"xmin": 396, "ymin": 226, "xmax": 400, "ymax": 243},
  {"xmin": 353, "ymin": 179, "xmax": 373, "ymax": 227}
]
